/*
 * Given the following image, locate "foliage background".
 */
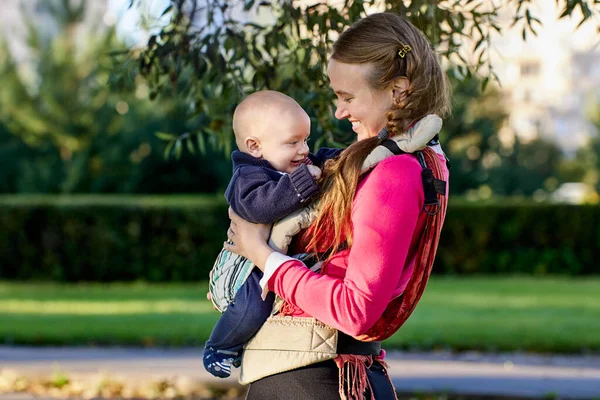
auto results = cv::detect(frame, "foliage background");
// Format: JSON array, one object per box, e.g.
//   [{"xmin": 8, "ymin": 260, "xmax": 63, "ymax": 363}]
[
  {"xmin": 0, "ymin": 0, "xmax": 598, "ymax": 285},
  {"xmin": 0, "ymin": 0, "xmax": 599, "ymax": 198},
  {"xmin": 0, "ymin": 1, "xmax": 232, "ymax": 195}
]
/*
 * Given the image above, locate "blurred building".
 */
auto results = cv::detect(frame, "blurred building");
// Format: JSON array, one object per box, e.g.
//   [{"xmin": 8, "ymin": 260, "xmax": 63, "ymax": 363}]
[
  {"xmin": 0, "ymin": 0, "xmax": 109, "ymax": 51},
  {"xmin": 0, "ymin": 0, "xmax": 109, "ymax": 85},
  {"xmin": 489, "ymin": 0, "xmax": 600, "ymax": 154}
]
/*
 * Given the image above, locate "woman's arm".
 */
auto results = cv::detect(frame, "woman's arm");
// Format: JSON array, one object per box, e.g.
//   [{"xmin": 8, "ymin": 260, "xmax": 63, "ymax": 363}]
[{"xmin": 266, "ymin": 156, "xmax": 424, "ymax": 336}]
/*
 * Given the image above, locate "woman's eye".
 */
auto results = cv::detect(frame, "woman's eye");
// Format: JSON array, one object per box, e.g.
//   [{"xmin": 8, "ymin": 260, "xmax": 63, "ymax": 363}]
[
  {"xmin": 289, "ymin": 141, "xmax": 298, "ymax": 145},
  {"xmin": 343, "ymin": 98, "xmax": 353, "ymax": 103}
]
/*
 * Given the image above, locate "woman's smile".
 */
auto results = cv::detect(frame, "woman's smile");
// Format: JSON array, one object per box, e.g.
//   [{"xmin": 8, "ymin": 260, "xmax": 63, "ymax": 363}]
[{"xmin": 350, "ymin": 121, "xmax": 362, "ymax": 132}]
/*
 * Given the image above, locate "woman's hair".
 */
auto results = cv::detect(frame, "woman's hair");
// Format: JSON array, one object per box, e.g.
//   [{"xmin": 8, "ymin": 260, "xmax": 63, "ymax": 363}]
[{"xmin": 306, "ymin": 12, "xmax": 451, "ymax": 257}]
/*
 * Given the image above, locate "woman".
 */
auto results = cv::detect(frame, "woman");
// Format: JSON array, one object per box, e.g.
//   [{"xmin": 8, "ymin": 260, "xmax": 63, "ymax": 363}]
[{"xmin": 224, "ymin": 12, "xmax": 451, "ymax": 399}]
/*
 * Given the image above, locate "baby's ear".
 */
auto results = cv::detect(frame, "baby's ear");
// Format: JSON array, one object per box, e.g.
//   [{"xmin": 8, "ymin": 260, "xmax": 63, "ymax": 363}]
[{"xmin": 245, "ymin": 136, "xmax": 262, "ymax": 158}]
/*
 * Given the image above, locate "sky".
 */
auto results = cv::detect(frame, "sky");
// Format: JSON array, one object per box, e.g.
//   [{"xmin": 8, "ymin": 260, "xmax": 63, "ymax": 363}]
[{"xmin": 107, "ymin": 0, "xmax": 172, "ymax": 46}]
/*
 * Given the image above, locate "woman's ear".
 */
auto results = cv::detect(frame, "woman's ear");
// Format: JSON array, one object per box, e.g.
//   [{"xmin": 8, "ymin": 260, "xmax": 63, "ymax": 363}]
[
  {"xmin": 245, "ymin": 136, "xmax": 262, "ymax": 158},
  {"xmin": 392, "ymin": 77, "xmax": 409, "ymax": 103}
]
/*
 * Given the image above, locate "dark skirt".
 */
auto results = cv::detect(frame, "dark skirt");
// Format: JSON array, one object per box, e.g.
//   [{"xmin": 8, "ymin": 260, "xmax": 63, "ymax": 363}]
[{"xmin": 244, "ymin": 359, "xmax": 397, "ymax": 400}]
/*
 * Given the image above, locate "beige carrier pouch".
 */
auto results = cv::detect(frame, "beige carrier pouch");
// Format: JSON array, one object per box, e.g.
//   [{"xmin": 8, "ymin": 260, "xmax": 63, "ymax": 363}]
[{"xmin": 239, "ymin": 315, "xmax": 338, "ymax": 385}]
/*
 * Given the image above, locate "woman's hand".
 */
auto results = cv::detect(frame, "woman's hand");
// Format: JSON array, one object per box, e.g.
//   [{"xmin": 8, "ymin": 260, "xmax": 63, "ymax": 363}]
[
  {"xmin": 306, "ymin": 165, "xmax": 322, "ymax": 180},
  {"xmin": 206, "ymin": 292, "xmax": 218, "ymax": 310},
  {"xmin": 223, "ymin": 208, "xmax": 274, "ymax": 271}
]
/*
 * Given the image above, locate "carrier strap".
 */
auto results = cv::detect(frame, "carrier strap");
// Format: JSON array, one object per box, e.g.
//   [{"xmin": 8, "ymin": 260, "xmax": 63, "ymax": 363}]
[{"xmin": 381, "ymin": 139, "xmax": 446, "ymax": 216}]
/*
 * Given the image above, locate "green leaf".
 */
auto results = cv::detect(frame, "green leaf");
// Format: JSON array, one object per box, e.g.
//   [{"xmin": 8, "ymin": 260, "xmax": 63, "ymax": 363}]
[
  {"xmin": 155, "ymin": 132, "xmax": 175, "ymax": 141},
  {"xmin": 244, "ymin": 22, "xmax": 263, "ymax": 30},
  {"xmin": 106, "ymin": 49, "xmax": 130, "ymax": 57},
  {"xmin": 197, "ymin": 133, "xmax": 206, "ymax": 153},
  {"xmin": 175, "ymin": 139, "xmax": 182, "ymax": 159},
  {"xmin": 482, "ymin": 77, "xmax": 490, "ymax": 92},
  {"xmin": 186, "ymin": 136, "xmax": 195, "ymax": 154},
  {"xmin": 474, "ymin": 37, "xmax": 485, "ymax": 51},
  {"xmin": 164, "ymin": 140, "xmax": 174, "ymax": 160},
  {"xmin": 161, "ymin": 5, "xmax": 173, "ymax": 17}
]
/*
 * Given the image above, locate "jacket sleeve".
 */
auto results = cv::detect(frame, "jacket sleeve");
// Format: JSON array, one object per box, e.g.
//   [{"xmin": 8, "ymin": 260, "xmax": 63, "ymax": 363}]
[
  {"xmin": 266, "ymin": 156, "xmax": 425, "ymax": 336},
  {"xmin": 308, "ymin": 147, "xmax": 342, "ymax": 167},
  {"xmin": 227, "ymin": 164, "xmax": 319, "ymax": 224}
]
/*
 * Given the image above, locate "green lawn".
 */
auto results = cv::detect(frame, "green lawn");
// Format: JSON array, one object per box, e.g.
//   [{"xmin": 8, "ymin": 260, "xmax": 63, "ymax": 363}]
[{"xmin": 1, "ymin": 277, "xmax": 598, "ymax": 353}]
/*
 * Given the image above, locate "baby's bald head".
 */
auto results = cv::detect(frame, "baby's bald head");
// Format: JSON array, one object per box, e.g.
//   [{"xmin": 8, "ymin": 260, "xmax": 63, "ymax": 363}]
[{"xmin": 233, "ymin": 91, "xmax": 307, "ymax": 152}]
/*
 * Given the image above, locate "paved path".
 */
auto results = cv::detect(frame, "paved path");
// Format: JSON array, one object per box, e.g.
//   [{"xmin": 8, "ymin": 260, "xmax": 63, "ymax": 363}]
[{"xmin": 1, "ymin": 347, "xmax": 600, "ymax": 399}]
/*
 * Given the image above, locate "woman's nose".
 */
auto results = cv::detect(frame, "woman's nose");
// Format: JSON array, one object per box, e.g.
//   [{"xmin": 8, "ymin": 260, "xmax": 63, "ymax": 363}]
[{"xmin": 334, "ymin": 104, "xmax": 349, "ymax": 120}]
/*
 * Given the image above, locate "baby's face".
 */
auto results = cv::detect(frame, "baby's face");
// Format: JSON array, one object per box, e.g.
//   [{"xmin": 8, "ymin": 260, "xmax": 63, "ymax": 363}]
[{"xmin": 259, "ymin": 109, "xmax": 311, "ymax": 174}]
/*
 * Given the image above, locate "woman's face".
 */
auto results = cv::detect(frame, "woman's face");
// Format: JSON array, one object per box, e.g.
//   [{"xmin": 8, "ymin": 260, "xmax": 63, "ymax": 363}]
[{"xmin": 327, "ymin": 59, "xmax": 395, "ymax": 142}]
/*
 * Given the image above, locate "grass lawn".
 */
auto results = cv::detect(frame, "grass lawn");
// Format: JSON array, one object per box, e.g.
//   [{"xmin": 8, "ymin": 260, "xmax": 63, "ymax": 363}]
[{"xmin": 1, "ymin": 277, "xmax": 598, "ymax": 353}]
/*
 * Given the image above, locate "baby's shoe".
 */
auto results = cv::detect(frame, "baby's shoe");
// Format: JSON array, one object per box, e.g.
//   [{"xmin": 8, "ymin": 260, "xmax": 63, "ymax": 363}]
[{"xmin": 203, "ymin": 347, "xmax": 241, "ymax": 378}]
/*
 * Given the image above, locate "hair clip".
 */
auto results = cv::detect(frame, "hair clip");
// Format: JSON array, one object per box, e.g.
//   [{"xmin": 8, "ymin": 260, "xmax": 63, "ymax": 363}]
[
  {"xmin": 398, "ymin": 44, "xmax": 412, "ymax": 58},
  {"xmin": 377, "ymin": 128, "xmax": 390, "ymax": 140}
]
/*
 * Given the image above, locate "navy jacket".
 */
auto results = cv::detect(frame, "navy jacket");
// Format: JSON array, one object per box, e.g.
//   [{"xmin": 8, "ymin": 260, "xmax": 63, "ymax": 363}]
[{"xmin": 225, "ymin": 148, "xmax": 341, "ymax": 224}]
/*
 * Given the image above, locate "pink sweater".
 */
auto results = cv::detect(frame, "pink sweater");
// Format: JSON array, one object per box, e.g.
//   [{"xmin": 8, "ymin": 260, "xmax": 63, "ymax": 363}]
[{"xmin": 266, "ymin": 153, "xmax": 449, "ymax": 337}]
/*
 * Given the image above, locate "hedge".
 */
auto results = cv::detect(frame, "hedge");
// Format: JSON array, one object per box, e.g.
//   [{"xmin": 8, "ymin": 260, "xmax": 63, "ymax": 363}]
[
  {"xmin": 0, "ymin": 195, "xmax": 597, "ymax": 281},
  {"xmin": 0, "ymin": 195, "xmax": 229, "ymax": 282},
  {"xmin": 438, "ymin": 199, "xmax": 599, "ymax": 275}
]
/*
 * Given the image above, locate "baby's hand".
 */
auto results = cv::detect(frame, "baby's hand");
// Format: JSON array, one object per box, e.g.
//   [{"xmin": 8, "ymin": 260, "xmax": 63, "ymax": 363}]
[{"xmin": 306, "ymin": 165, "xmax": 322, "ymax": 180}]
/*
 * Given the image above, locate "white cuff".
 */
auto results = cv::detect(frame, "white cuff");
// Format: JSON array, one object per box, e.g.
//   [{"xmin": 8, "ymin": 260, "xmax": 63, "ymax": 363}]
[{"xmin": 259, "ymin": 252, "xmax": 295, "ymax": 300}]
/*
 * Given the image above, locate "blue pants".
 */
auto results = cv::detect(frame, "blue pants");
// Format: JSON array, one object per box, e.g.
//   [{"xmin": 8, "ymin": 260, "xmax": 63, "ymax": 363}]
[{"xmin": 205, "ymin": 269, "xmax": 275, "ymax": 354}]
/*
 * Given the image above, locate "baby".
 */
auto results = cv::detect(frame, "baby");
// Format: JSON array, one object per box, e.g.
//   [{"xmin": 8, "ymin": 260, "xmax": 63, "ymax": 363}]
[{"xmin": 203, "ymin": 91, "xmax": 341, "ymax": 378}]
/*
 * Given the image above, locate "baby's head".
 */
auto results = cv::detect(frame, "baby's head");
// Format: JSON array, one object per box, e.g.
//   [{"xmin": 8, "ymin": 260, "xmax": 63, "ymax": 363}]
[{"xmin": 233, "ymin": 90, "xmax": 311, "ymax": 174}]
